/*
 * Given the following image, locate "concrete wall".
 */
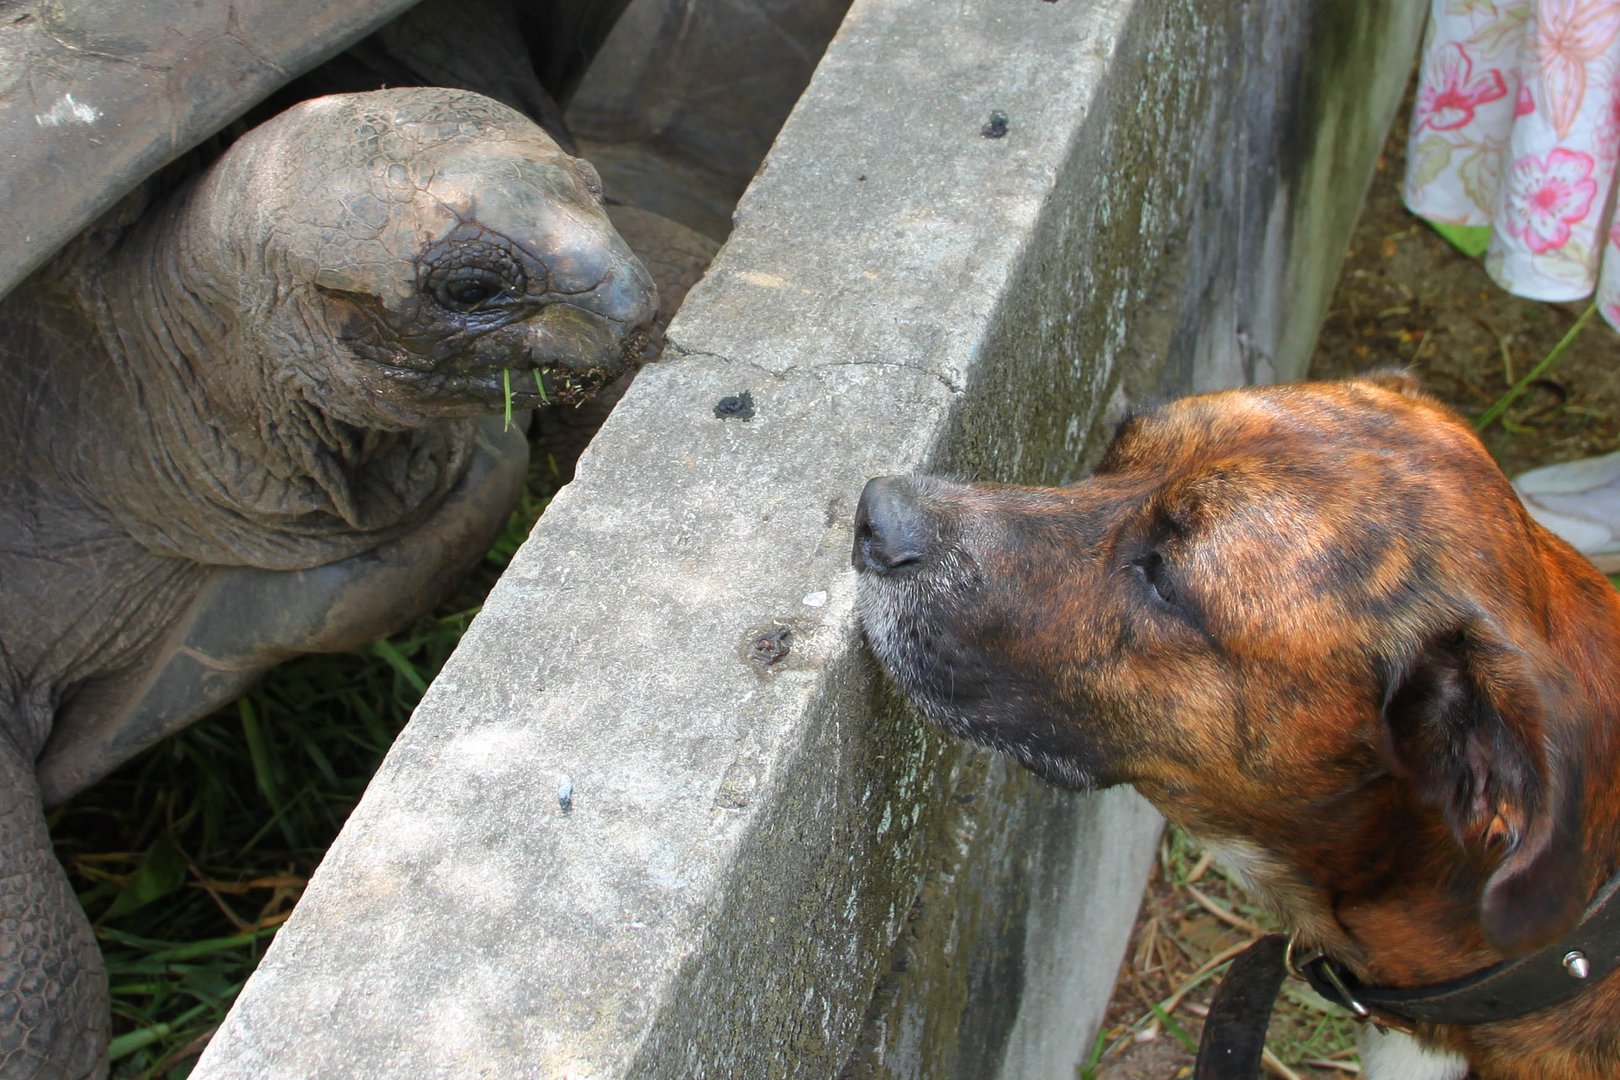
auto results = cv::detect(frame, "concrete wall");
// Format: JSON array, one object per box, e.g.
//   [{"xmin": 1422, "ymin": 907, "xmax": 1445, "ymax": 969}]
[{"xmin": 195, "ymin": 1, "xmax": 1425, "ymax": 1076}]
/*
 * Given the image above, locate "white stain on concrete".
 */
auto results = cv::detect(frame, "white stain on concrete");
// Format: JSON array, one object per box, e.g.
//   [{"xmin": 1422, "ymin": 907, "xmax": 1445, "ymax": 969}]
[{"xmin": 35, "ymin": 93, "xmax": 101, "ymax": 127}]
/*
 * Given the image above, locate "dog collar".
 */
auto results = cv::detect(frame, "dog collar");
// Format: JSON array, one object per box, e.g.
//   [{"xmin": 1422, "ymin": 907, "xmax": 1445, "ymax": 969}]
[
  {"xmin": 1295, "ymin": 867, "xmax": 1620, "ymax": 1028},
  {"xmin": 1194, "ymin": 870, "xmax": 1620, "ymax": 1077}
]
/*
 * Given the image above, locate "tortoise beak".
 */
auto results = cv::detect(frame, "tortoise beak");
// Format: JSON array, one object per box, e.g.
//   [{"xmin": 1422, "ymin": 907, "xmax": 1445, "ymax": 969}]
[{"xmin": 546, "ymin": 252, "xmax": 657, "ymax": 375}]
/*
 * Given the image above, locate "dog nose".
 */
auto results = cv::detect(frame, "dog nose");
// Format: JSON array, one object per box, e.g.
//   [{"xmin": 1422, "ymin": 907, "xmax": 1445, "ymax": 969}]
[{"xmin": 853, "ymin": 476, "xmax": 931, "ymax": 573}]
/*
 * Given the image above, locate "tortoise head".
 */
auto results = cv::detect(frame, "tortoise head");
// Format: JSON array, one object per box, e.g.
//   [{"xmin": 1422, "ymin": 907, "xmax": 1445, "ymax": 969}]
[{"xmin": 189, "ymin": 87, "xmax": 657, "ymax": 428}]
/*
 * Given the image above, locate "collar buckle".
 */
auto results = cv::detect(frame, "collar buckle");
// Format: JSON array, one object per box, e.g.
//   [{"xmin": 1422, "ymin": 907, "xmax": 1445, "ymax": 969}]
[{"xmin": 1286, "ymin": 938, "xmax": 1372, "ymax": 1020}]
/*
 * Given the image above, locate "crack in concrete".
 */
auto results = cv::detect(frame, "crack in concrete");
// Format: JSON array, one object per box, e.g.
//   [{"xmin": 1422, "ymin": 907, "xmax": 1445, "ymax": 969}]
[
  {"xmin": 813, "ymin": 358, "xmax": 965, "ymax": 396},
  {"xmin": 663, "ymin": 338, "xmax": 733, "ymax": 365},
  {"xmin": 665, "ymin": 337, "xmax": 964, "ymax": 396}
]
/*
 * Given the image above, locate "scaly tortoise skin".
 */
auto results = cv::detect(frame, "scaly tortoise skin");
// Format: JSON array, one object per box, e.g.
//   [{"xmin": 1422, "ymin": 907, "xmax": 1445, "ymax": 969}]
[{"xmin": 0, "ymin": 87, "xmax": 656, "ymax": 1078}]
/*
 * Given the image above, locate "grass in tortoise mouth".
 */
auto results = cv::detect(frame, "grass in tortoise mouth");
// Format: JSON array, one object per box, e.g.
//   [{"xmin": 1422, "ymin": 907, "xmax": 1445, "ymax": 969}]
[{"xmin": 502, "ymin": 368, "xmax": 550, "ymax": 431}]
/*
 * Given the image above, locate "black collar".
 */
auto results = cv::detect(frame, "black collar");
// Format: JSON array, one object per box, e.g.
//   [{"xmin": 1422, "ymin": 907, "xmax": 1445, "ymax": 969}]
[
  {"xmin": 1194, "ymin": 869, "xmax": 1620, "ymax": 1076},
  {"xmin": 1298, "ymin": 868, "xmax": 1620, "ymax": 1027}
]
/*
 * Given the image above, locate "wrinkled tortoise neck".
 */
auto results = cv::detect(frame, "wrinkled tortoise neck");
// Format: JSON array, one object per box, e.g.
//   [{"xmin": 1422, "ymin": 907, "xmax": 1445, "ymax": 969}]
[{"xmin": 84, "ymin": 180, "xmax": 474, "ymax": 569}]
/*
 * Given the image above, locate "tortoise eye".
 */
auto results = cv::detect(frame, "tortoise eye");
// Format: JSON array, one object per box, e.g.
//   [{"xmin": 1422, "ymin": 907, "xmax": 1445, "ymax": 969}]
[
  {"xmin": 422, "ymin": 238, "xmax": 527, "ymax": 314},
  {"xmin": 446, "ymin": 279, "xmax": 494, "ymax": 307},
  {"xmin": 436, "ymin": 268, "xmax": 511, "ymax": 312}
]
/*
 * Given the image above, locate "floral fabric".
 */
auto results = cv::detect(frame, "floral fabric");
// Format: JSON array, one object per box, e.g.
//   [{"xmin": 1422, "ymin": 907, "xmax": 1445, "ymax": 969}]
[{"xmin": 1404, "ymin": 0, "xmax": 1620, "ymax": 330}]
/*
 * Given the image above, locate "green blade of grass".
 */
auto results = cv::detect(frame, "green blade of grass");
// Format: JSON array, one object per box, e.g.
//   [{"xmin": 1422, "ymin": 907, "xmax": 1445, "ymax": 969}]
[
  {"xmin": 502, "ymin": 367, "xmax": 513, "ymax": 431},
  {"xmin": 534, "ymin": 369, "xmax": 549, "ymax": 404},
  {"xmin": 98, "ymin": 924, "xmax": 276, "ymax": 964},
  {"xmin": 1477, "ymin": 301, "xmax": 1597, "ymax": 431},
  {"xmin": 106, "ymin": 999, "xmax": 221, "ymax": 1061},
  {"xmin": 369, "ymin": 637, "xmax": 429, "ymax": 696},
  {"xmin": 238, "ymin": 697, "xmax": 282, "ymax": 817},
  {"xmin": 1078, "ymin": 1027, "xmax": 1111, "ymax": 1079},
  {"xmin": 102, "ymin": 835, "xmax": 187, "ymax": 920},
  {"xmin": 108, "ymin": 1022, "xmax": 174, "ymax": 1061},
  {"xmin": 1148, "ymin": 1002, "xmax": 1199, "ymax": 1053}
]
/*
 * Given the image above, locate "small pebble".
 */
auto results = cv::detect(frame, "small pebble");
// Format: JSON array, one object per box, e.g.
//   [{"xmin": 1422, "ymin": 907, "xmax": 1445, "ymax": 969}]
[
  {"xmin": 802, "ymin": 591, "xmax": 828, "ymax": 607},
  {"xmin": 558, "ymin": 775, "xmax": 574, "ymax": 813}
]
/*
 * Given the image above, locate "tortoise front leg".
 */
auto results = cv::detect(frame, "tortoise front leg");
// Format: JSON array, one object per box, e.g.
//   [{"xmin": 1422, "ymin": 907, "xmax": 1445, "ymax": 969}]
[{"xmin": 0, "ymin": 737, "xmax": 106, "ymax": 1079}]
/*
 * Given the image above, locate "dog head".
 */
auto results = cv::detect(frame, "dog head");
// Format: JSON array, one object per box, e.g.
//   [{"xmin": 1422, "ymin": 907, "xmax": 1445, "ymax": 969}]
[{"xmin": 854, "ymin": 374, "xmax": 1592, "ymax": 955}]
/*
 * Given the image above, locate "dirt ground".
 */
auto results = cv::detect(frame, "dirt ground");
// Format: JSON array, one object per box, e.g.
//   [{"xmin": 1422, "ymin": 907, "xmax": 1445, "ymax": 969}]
[
  {"xmin": 1312, "ymin": 120, "xmax": 1620, "ymax": 479},
  {"xmin": 1086, "ymin": 82, "xmax": 1620, "ymax": 1080}
]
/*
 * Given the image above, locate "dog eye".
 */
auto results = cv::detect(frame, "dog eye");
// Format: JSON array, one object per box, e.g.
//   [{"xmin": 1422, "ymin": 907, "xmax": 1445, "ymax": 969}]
[{"xmin": 1132, "ymin": 550, "xmax": 1182, "ymax": 610}]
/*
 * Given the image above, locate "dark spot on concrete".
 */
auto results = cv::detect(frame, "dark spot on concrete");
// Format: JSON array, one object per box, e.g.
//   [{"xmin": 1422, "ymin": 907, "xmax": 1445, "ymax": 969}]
[
  {"xmin": 713, "ymin": 758, "xmax": 759, "ymax": 809},
  {"xmin": 824, "ymin": 494, "xmax": 844, "ymax": 528},
  {"xmin": 557, "ymin": 775, "xmax": 574, "ymax": 813},
  {"xmin": 714, "ymin": 390, "xmax": 756, "ymax": 421},
  {"xmin": 981, "ymin": 111, "xmax": 1009, "ymax": 139},
  {"xmin": 858, "ymin": 174, "xmax": 868, "ymax": 181},
  {"xmin": 749, "ymin": 627, "xmax": 792, "ymax": 665}
]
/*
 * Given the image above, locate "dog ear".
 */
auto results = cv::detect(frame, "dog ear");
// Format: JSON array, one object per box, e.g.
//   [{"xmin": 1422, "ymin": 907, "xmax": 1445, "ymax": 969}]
[
  {"xmin": 1381, "ymin": 619, "xmax": 1586, "ymax": 955},
  {"xmin": 1353, "ymin": 369, "xmax": 1426, "ymax": 398}
]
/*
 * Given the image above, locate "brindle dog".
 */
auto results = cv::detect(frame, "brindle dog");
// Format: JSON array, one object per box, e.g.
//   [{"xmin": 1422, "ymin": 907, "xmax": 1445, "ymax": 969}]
[{"xmin": 852, "ymin": 373, "xmax": 1620, "ymax": 1080}]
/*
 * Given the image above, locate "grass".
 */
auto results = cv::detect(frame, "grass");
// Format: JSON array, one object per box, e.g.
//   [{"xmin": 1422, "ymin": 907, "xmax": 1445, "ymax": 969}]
[
  {"xmin": 501, "ymin": 369, "xmax": 550, "ymax": 432},
  {"xmin": 48, "ymin": 461, "xmax": 558, "ymax": 1078},
  {"xmin": 1084, "ymin": 827, "xmax": 1363, "ymax": 1079},
  {"xmin": 1474, "ymin": 300, "xmax": 1598, "ymax": 433}
]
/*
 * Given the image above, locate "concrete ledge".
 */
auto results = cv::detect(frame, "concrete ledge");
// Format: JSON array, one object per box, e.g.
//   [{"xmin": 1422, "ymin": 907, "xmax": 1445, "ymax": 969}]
[{"xmin": 196, "ymin": 0, "xmax": 1424, "ymax": 1075}]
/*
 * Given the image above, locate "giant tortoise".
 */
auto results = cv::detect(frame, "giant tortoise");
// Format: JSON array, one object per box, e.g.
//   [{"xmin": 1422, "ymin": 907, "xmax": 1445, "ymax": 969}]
[{"xmin": 0, "ymin": 1, "xmax": 694, "ymax": 1074}]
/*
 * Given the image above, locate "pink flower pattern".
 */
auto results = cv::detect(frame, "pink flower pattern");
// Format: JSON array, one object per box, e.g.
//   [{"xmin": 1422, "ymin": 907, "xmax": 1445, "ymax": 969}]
[
  {"xmin": 1534, "ymin": 0, "xmax": 1620, "ymax": 138},
  {"xmin": 1503, "ymin": 148, "xmax": 1599, "ymax": 250},
  {"xmin": 1597, "ymin": 68, "xmax": 1620, "ymax": 160},
  {"xmin": 1405, "ymin": 0, "xmax": 1620, "ymax": 324},
  {"xmin": 1416, "ymin": 43, "xmax": 1509, "ymax": 130}
]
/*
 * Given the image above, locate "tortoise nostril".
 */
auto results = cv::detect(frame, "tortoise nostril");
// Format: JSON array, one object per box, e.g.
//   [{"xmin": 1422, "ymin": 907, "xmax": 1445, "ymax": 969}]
[{"xmin": 853, "ymin": 476, "xmax": 932, "ymax": 574}]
